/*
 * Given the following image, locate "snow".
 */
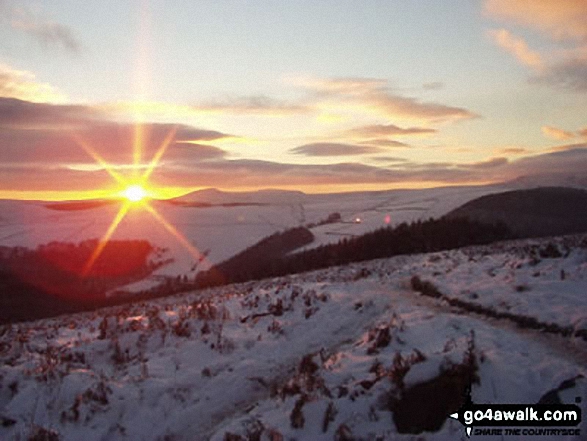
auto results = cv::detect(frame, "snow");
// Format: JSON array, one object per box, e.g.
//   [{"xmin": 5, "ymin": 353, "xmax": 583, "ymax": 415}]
[
  {"xmin": 1, "ymin": 235, "xmax": 585, "ymax": 440},
  {"xmin": 0, "ymin": 184, "xmax": 513, "ymax": 293}
]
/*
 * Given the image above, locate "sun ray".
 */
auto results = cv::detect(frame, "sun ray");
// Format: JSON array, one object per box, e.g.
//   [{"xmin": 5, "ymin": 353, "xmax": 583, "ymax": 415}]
[
  {"xmin": 141, "ymin": 125, "xmax": 177, "ymax": 182},
  {"xmin": 143, "ymin": 202, "xmax": 208, "ymax": 263},
  {"xmin": 133, "ymin": 123, "xmax": 144, "ymax": 178},
  {"xmin": 70, "ymin": 123, "xmax": 206, "ymax": 281},
  {"xmin": 82, "ymin": 202, "xmax": 131, "ymax": 275},
  {"xmin": 71, "ymin": 132, "xmax": 127, "ymax": 185}
]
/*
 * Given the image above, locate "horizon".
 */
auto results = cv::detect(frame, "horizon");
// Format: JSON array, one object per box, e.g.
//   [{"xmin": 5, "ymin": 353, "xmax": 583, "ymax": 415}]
[{"xmin": 0, "ymin": 1, "xmax": 586, "ymax": 200}]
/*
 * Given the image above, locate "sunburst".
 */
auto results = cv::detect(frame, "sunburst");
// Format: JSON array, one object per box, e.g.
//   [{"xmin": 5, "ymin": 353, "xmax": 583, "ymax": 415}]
[
  {"xmin": 123, "ymin": 184, "xmax": 148, "ymax": 202},
  {"xmin": 74, "ymin": 125, "xmax": 208, "ymax": 277}
]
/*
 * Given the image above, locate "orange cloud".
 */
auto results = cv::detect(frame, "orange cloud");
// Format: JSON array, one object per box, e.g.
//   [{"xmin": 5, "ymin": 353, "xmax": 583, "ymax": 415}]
[
  {"xmin": 488, "ymin": 29, "xmax": 543, "ymax": 68},
  {"xmin": 541, "ymin": 125, "xmax": 575, "ymax": 140},
  {"xmin": 497, "ymin": 147, "xmax": 529, "ymax": 155},
  {"xmin": 348, "ymin": 123, "xmax": 437, "ymax": 138},
  {"xmin": 484, "ymin": 0, "xmax": 587, "ymax": 42},
  {"xmin": 0, "ymin": 64, "xmax": 66, "ymax": 103},
  {"xmin": 292, "ymin": 77, "xmax": 478, "ymax": 123},
  {"xmin": 485, "ymin": 1, "xmax": 587, "ymax": 91}
]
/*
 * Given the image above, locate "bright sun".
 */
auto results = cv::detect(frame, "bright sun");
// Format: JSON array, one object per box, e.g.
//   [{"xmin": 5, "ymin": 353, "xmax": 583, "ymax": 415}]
[
  {"xmin": 123, "ymin": 184, "xmax": 148, "ymax": 202},
  {"xmin": 73, "ymin": 125, "xmax": 206, "ymax": 276}
]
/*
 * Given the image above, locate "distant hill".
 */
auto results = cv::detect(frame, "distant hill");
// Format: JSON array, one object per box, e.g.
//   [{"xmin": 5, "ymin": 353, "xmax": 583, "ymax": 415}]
[
  {"xmin": 171, "ymin": 188, "xmax": 307, "ymax": 205},
  {"xmin": 445, "ymin": 187, "xmax": 587, "ymax": 237}
]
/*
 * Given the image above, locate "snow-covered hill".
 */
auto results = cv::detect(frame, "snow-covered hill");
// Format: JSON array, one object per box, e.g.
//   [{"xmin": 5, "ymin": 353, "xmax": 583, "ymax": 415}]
[
  {"xmin": 0, "ymin": 184, "xmax": 513, "ymax": 293},
  {"xmin": 1, "ymin": 235, "xmax": 585, "ymax": 440}
]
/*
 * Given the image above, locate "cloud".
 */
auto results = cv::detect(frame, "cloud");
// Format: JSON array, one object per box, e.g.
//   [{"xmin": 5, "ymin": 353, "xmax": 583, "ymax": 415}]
[
  {"xmin": 541, "ymin": 125, "xmax": 575, "ymax": 140},
  {"xmin": 139, "ymin": 147, "xmax": 587, "ymax": 191},
  {"xmin": 289, "ymin": 143, "xmax": 382, "ymax": 157},
  {"xmin": 509, "ymin": 145, "xmax": 587, "ymax": 177},
  {"xmin": 3, "ymin": 138, "xmax": 587, "ymax": 194},
  {"xmin": 485, "ymin": 0, "xmax": 587, "ymax": 92},
  {"xmin": 368, "ymin": 156, "xmax": 410, "ymax": 163},
  {"xmin": 0, "ymin": 64, "xmax": 66, "ymax": 103},
  {"xmin": 11, "ymin": 17, "xmax": 81, "ymax": 54},
  {"xmin": 194, "ymin": 95, "xmax": 311, "ymax": 116},
  {"xmin": 497, "ymin": 147, "xmax": 529, "ymax": 155},
  {"xmin": 547, "ymin": 142, "xmax": 587, "ymax": 153},
  {"xmin": 358, "ymin": 139, "xmax": 410, "ymax": 148},
  {"xmin": 7, "ymin": 4, "xmax": 82, "ymax": 53},
  {"xmin": 488, "ymin": 29, "xmax": 543, "ymax": 68},
  {"xmin": 463, "ymin": 157, "xmax": 509, "ymax": 169},
  {"xmin": 293, "ymin": 77, "xmax": 478, "ymax": 123},
  {"xmin": 533, "ymin": 55, "xmax": 587, "ymax": 92},
  {"xmin": 173, "ymin": 125, "xmax": 235, "ymax": 142},
  {"xmin": 423, "ymin": 82, "xmax": 444, "ymax": 91},
  {"xmin": 172, "ymin": 143, "xmax": 228, "ymax": 160},
  {"xmin": 0, "ymin": 97, "xmax": 100, "ymax": 129},
  {"xmin": 485, "ymin": 1, "xmax": 587, "ymax": 92},
  {"xmin": 579, "ymin": 128, "xmax": 587, "ymax": 137},
  {"xmin": 0, "ymin": 97, "xmax": 234, "ymax": 169},
  {"xmin": 484, "ymin": 0, "xmax": 587, "ymax": 42},
  {"xmin": 348, "ymin": 123, "xmax": 437, "ymax": 138},
  {"xmin": 150, "ymin": 159, "xmax": 478, "ymax": 190}
]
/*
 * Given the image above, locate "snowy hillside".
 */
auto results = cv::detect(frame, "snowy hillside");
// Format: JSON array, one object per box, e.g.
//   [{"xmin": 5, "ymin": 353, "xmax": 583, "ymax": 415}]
[
  {"xmin": 1, "ymin": 235, "xmax": 585, "ymax": 440},
  {"xmin": 0, "ymin": 184, "xmax": 513, "ymax": 293}
]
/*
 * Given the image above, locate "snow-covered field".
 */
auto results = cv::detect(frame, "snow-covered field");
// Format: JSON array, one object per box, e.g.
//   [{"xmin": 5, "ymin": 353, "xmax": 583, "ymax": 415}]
[
  {"xmin": 1, "ymin": 235, "xmax": 585, "ymax": 440},
  {"xmin": 0, "ymin": 184, "xmax": 513, "ymax": 292}
]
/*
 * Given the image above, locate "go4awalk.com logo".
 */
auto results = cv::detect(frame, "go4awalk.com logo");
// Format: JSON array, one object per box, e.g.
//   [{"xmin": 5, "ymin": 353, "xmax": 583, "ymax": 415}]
[{"xmin": 449, "ymin": 401, "xmax": 582, "ymax": 437}]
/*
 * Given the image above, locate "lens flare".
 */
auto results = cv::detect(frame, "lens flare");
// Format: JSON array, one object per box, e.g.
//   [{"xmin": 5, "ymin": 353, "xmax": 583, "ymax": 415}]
[
  {"xmin": 72, "ymin": 124, "xmax": 212, "ymax": 276},
  {"xmin": 123, "ymin": 184, "xmax": 148, "ymax": 202}
]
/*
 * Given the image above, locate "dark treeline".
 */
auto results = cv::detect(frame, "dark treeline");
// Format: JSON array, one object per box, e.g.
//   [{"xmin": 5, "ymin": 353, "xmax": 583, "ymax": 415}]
[
  {"xmin": 4, "ymin": 239, "xmax": 161, "ymax": 298},
  {"xmin": 195, "ymin": 217, "xmax": 514, "ymax": 287},
  {"xmin": 0, "ymin": 218, "xmax": 513, "ymax": 324},
  {"xmin": 198, "ymin": 227, "xmax": 314, "ymax": 285},
  {"xmin": 0, "ymin": 240, "xmax": 168, "ymax": 324}
]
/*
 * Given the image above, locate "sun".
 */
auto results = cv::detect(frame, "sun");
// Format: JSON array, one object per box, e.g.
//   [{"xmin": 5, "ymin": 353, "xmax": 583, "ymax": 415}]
[
  {"xmin": 123, "ymin": 184, "xmax": 148, "ymax": 202},
  {"xmin": 73, "ymin": 124, "xmax": 209, "ymax": 276}
]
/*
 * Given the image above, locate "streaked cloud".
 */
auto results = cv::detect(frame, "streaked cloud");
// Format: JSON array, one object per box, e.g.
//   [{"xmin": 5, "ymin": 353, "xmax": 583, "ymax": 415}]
[
  {"xmin": 488, "ymin": 29, "xmax": 543, "ymax": 68},
  {"xmin": 0, "ymin": 64, "xmax": 66, "ymax": 103},
  {"xmin": 171, "ymin": 143, "xmax": 228, "ymax": 160},
  {"xmin": 289, "ymin": 142, "xmax": 382, "ymax": 157},
  {"xmin": 422, "ymin": 82, "xmax": 444, "ymax": 91},
  {"xmin": 293, "ymin": 77, "xmax": 478, "ymax": 123},
  {"xmin": 485, "ymin": 1, "xmax": 587, "ymax": 92},
  {"xmin": 194, "ymin": 95, "xmax": 311, "ymax": 116},
  {"xmin": 358, "ymin": 139, "xmax": 410, "ymax": 148},
  {"xmin": 484, "ymin": 0, "xmax": 587, "ymax": 42},
  {"xmin": 497, "ymin": 147, "xmax": 529, "ymax": 155},
  {"xmin": 368, "ymin": 156, "xmax": 410, "ymax": 163},
  {"xmin": 541, "ymin": 125, "xmax": 575, "ymax": 140},
  {"xmin": 0, "ymin": 97, "xmax": 234, "ymax": 170},
  {"xmin": 2, "ymin": 138, "xmax": 587, "ymax": 194},
  {"xmin": 4, "ymin": 2, "xmax": 81, "ymax": 54},
  {"xmin": 548, "ymin": 142, "xmax": 587, "ymax": 153},
  {"xmin": 534, "ymin": 55, "xmax": 587, "ymax": 92},
  {"xmin": 464, "ymin": 157, "xmax": 509, "ymax": 169},
  {"xmin": 0, "ymin": 97, "xmax": 101, "ymax": 129},
  {"xmin": 347, "ymin": 123, "xmax": 437, "ymax": 138}
]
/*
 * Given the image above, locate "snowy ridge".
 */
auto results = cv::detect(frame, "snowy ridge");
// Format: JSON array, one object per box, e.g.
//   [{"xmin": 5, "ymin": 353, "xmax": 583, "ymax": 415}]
[{"xmin": 0, "ymin": 235, "xmax": 586, "ymax": 440}]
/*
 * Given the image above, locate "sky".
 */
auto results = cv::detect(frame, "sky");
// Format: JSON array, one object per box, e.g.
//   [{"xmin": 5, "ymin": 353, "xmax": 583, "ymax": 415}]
[{"xmin": 0, "ymin": 0, "xmax": 586, "ymax": 200}]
